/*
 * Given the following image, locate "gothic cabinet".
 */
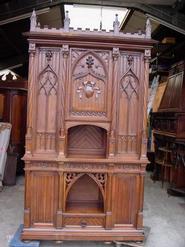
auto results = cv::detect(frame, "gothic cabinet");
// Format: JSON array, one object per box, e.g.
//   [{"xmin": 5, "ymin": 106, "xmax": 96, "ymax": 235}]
[{"xmin": 22, "ymin": 11, "xmax": 154, "ymax": 241}]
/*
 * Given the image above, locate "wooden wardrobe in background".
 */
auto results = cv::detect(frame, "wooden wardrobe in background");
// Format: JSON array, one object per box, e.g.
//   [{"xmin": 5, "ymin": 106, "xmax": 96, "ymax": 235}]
[
  {"xmin": 21, "ymin": 11, "xmax": 154, "ymax": 242},
  {"xmin": 0, "ymin": 74, "xmax": 27, "ymax": 179}
]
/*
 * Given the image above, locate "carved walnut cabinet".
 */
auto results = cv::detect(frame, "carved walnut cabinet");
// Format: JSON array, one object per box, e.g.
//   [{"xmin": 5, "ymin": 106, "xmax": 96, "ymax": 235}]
[{"xmin": 22, "ymin": 11, "xmax": 154, "ymax": 241}]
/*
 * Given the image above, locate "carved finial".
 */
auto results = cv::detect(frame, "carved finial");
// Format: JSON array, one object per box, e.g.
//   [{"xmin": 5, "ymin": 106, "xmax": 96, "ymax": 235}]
[
  {"xmin": 145, "ymin": 18, "xmax": 151, "ymax": 38},
  {"xmin": 64, "ymin": 10, "xmax": 70, "ymax": 31},
  {"xmin": 113, "ymin": 14, "xmax": 120, "ymax": 35},
  {"xmin": 30, "ymin": 9, "xmax": 37, "ymax": 31}
]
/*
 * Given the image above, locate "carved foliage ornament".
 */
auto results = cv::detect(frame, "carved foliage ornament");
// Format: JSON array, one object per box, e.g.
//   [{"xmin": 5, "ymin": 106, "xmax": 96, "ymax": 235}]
[
  {"xmin": 86, "ymin": 56, "xmax": 94, "ymax": 68},
  {"xmin": 46, "ymin": 50, "xmax": 53, "ymax": 62},
  {"xmin": 65, "ymin": 172, "xmax": 107, "ymax": 194}
]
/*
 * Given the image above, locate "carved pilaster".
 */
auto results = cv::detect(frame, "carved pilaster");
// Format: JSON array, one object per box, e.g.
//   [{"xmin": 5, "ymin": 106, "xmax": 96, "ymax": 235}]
[
  {"xmin": 140, "ymin": 49, "xmax": 151, "ymax": 158},
  {"xmin": 26, "ymin": 42, "xmax": 36, "ymax": 154},
  {"xmin": 56, "ymin": 171, "xmax": 64, "ymax": 228},
  {"xmin": 58, "ymin": 45, "xmax": 69, "ymax": 157},
  {"xmin": 24, "ymin": 169, "xmax": 31, "ymax": 227},
  {"xmin": 136, "ymin": 174, "xmax": 145, "ymax": 229},
  {"xmin": 105, "ymin": 172, "xmax": 113, "ymax": 229},
  {"xmin": 109, "ymin": 48, "xmax": 120, "ymax": 157}
]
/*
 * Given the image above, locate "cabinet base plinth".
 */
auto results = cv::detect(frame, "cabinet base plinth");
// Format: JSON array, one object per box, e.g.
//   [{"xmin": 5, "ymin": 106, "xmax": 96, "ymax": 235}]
[{"xmin": 21, "ymin": 227, "xmax": 145, "ymax": 242}]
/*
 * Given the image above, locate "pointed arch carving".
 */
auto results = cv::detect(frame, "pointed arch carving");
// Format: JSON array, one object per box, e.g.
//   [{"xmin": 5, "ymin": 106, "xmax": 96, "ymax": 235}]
[
  {"xmin": 65, "ymin": 172, "xmax": 107, "ymax": 200},
  {"xmin": 38, "ymin": 64, "xmax": 58, "ymax": 96},
  {"xmin": 70, "ymin": 51, "xmax": 108, "ymax": 114},
  {"xmin": 72, "ymin": 51, "xmax": 107, "ymax": 79},
  {"xmin": 120, "ymin": 68, "xmax": 139, "ymax": 100},
  {"xmin": 118, "ymin": 63, "xmax": 140, "ymax": 154},
  {"xmin": 36, "ymin": 64, "xmax": 58, "ymax": 151}
]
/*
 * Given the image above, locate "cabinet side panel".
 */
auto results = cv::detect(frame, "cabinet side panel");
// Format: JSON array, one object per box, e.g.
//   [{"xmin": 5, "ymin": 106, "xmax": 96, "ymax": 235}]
[
  {"xmin": 112, "ymin": 174, "xmax": 137, "ymax": 225},
  {"xmin": 30, "ymin": 171, "xmax": 58, "ymax": 225}
]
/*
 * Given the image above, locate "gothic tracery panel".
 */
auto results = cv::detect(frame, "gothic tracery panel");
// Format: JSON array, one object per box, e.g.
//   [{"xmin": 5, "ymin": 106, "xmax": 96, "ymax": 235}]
[
  {"xmin": 69, "ymin": 50, "xmax": 109, "ymax": 117},
  {"xmin": 118, "ymin": 53, "xmax": 141, "ymax": 154},
  {"xmin": 36, "ymin": 49, "xmax": 60, "ymax": 152}
]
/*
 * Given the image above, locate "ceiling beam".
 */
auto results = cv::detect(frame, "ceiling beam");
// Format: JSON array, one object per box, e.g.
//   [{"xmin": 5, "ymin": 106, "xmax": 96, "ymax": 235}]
[{"xmin": 0, "ymin": 0, "xmax": 184, "ymax": 34}]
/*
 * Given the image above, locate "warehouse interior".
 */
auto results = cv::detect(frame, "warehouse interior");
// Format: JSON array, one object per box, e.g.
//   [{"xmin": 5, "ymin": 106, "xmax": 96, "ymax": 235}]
[{"xmin": 0, "ymin": 0, "xmax": 185, "ymax": 247}]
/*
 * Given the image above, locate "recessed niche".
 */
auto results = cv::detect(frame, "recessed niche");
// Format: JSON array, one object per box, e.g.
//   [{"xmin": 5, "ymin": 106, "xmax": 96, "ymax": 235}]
[
  {"xmin": 66, "ymin": 174, "xmax": 104, "ymax": 213},
  {"xmin": 67, "ymin": 125, "xmax": 107, "ymax": 158}
]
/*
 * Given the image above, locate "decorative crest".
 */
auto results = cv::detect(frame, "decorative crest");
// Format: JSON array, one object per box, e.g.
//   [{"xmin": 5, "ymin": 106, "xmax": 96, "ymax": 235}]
[
  {"xmin": 145, "ymin": 18, "xmax": 151, "ymax": 38},
  {"xmin": 64, "ymin": 11, "xmax": 70, "ymax": 31},
  {"xmin": 113, "ymin": 14, "xmax": 120, "ymax": 35},
  {"xmin": 77, "ymin": 80, "xmax": 101, "ymax": 99},
  {"xmin": 30, "ymin": 9, "xmax": 37, "ymax": 31}
]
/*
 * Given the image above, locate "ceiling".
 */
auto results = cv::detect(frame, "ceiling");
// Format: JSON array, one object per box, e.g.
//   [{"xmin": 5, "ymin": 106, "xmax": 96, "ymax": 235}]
[{"xmin": 0, "ymin": 0, "xmax": 184, "ymax": 78}]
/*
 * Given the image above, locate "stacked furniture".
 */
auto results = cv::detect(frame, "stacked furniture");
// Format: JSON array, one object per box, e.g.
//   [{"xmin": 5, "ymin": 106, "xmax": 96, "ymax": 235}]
[
  {"xmin": 151, "ymin": 60, "xmax": 185, "ymax": 195},
  {"xmin": 21, "ymin": 11, "xmax": 154, "ymax": 242}
]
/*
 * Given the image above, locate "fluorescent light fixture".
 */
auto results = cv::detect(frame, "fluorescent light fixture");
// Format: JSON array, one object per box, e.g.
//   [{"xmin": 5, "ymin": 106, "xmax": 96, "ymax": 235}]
[
  {"xmin": 0, "ymin": 7, "xmax": 50, "ymax": 26},
  {"xmin": 64, "ymin": 4, "xmax": 128, "ymax": 31},
  {"xmin": 0, "ymin": 69, "xmax": 18, "ymax": 80}
]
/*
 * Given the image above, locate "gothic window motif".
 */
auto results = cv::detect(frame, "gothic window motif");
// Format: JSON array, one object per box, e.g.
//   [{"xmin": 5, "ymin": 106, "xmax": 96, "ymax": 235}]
[
  {"xmin": 39, "ymin": 65, "xmax": 57, "ymax": 96},
  {"xmin": 118, "ymin": 56, "xmax": 140, "ymax": 154},
  {"xmin": 120, "ymin": 69, "xmax": 138, "ymax": 99},
  {"xmin": 36, "ymin": 63, "xmax": 58, "ymax": 151},
  {"xmin": 71, "ymin": 51, "xmax": 107, "ymax": 115}
]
